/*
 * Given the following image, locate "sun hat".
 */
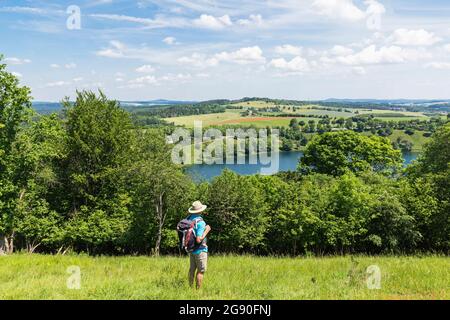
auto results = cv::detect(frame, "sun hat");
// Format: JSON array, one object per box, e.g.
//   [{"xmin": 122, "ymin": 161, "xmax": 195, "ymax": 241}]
[{"xmin": 188, "ymin": 201, "xmax": 207, "ymax": 214}]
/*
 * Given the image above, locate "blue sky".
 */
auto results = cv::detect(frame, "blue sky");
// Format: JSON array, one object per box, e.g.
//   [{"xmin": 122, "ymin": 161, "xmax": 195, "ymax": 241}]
[{"xmin": 1, "ymin": 0, "xmax": 450, "ymax": 101}]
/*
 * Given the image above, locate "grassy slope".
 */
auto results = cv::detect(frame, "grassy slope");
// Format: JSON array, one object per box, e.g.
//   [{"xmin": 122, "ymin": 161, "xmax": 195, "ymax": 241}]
[
  {"xmin": 363, "ymin": 130, "xmax": 430, "ymax": 152},
  {"xmin": 389, "ymin": 130, "xmax": 430, "ymax": 152},
  {"xmin": 0, "ymin": 254, "xmax": 448, "ymax": 300}
]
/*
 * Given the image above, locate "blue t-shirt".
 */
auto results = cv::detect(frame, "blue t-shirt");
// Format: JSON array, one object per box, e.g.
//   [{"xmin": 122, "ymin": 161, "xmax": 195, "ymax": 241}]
[{"xmin": 189, "ymin": 214, "xmax": 208, "ymax": 255}]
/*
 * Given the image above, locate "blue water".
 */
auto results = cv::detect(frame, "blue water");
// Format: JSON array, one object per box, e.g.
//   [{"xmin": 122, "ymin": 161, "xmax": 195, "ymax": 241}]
[{"xmin": 186, "ymin": 151, "xmax": 419, "ymax": 182}]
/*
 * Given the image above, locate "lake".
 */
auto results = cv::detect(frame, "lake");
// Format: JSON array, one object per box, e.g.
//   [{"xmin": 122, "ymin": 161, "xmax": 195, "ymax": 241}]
[{"xmin": 186, "ymin": 151, "xmax": 419, "ymax": 182}]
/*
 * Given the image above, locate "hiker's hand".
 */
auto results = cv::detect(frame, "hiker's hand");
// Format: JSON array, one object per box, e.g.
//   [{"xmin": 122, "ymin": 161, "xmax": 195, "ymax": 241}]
[{"xmin": 205, "ymin": 225, "xmax": 211, "ymax": 233}]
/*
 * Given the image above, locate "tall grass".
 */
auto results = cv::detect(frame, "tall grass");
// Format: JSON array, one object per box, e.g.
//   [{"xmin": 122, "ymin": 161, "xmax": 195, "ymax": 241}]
[{"xmin": 0, "ymin": 254, "xmax": 448, "ymax": 300}]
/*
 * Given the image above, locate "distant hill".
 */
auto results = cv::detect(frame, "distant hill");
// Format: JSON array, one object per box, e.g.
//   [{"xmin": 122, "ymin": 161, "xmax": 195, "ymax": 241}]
[
  {"xmin": 32, "ymin": 99, "xmax": 197, "ymax": 114},
  {"xmin": 324, "ymin": 98, "xmax": 450, "ymax": 105},
  {"xmin": 32, "ymin": 98, "xmax": 450, "ymax": 115},
  {"xmin": 32, "ymin": 102, "xmax": 63, "ymax": 114},
  {"xmin": 119, "ymin": 99, "xmax": 197, "ymax": 107}
]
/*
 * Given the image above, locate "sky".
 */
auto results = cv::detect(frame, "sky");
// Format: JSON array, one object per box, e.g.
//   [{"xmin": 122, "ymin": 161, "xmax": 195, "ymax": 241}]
[{"xmin": 1, "ymin": 0, "xmax": 450, "ymax": 101}]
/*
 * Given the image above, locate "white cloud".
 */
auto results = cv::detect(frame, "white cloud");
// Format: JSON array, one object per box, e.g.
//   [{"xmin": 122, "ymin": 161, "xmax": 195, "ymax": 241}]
[
  {"xmin": 275, "ymin": 45, "xmax": 303, "ymax": 56},
  {"xmin": 194, "ymin": 14, "xmax": 233, "ymax": 30},
  {"xmin": 159, "ymin": 73, "xmax": 192, "ymax": 83},
  {"xmin": 80, "ymin": 82, "xmax": 104, "ymax": 89},
  {"xmin": 65, "ymin": 63, "xmax": 77, "ymax": 69},
  {"xmin": 334, "ymin": 45, "xmax": 430, "ymax": 65},
  {"xmin": 215, "ymin": 46, "xmax": 266, "ymax": 64},
  {"xmin": 178, "ymin": 54, "xmax": 219, "ymax": 68},
  {"xmin": 136, "ymin": 64, "xmax": 155, "ymax": 73},
  {"xmin": 96, "ymin": 40, "xmax": 126, "ymax": 58},
  {"xmin": 0, "ymin": 6, "xmax": 46, "ymax": 15},
  {"xmin": 330, "ymin": 45, "xmax": 354, "ymax": 56},
  {"xmin": 124, "ymin": 72, "xmax": 193, "ymax": 88},
  {"xmin": 73, "ymin": 77, "xmax": 83, "ymax": 82},
  {"xmin": 163, "ymin": 36, "xmax": 177, "ymax": 45},
  {"xmin": 89, "ymin": 0, "xmax": 113, "ymax": 6},
  {"xmin": 178, "ymin": 47, "xmax": 265, "ymax": 68},
  {"xmin": 115, "ymin": 78, "xmax": 125, "ymax": 82},
  {"xmin": 237, "ymin": 14, "xmax": 264, "ymax": 27},
  {"xmin": 443, "ymin": 44, "xmax": 450, "ymax": 53},
  {"xmin": 50, "ymin": 64, "xmax": 60, "ymax": 68},
  {"xmin": 5, "ymin": 57, "xmax": 31, "ymax": 65},
  {"xmin": 312, "ymin": 0, "xmax": 366, "ymax": 22},
  {"xmin": 119, "ymin": 83, "xmax": 145, "ymax": 89},
  {"xmin": 388, "ymin": 29, "xmax": 442, "ymax": 46},
  {"xmin": 425, "ymin": 62, "xmax": 450, "ymax": 70},
  {"xmin": 90, "ymin": 13, "xmax": 189, "ymax": 29},
  {"xmin": 311, "ymin": 0, "xmax": 385, "ymax": 29},
  {"xmin": 269, "ymin": 56, "xmax": 310, "ymax": 72},
  {"xmin": 44, "ymin": 81, "xmax": 70, "ymax": 87},
  {"xmin": 129, "ymin": 75, "xmax": 158, "ymax": 85}
]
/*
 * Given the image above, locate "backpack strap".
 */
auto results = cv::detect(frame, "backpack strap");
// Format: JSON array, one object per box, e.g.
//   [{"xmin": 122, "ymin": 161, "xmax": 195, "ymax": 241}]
[{"xmin": 188, "ymin": 216, "xmax": 204, "ymax": 237}]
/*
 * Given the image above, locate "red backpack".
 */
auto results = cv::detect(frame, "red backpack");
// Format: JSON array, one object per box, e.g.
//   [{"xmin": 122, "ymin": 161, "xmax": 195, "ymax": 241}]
[{"xmin": 176, "ymin": 216, "xmax": 204, "ymax": 253}]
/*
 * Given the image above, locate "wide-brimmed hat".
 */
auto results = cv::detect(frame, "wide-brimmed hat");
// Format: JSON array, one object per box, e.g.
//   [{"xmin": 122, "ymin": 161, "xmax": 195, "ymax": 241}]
[{"xmin": 189, "ymin": 201, "xmax": 207, "ymax": 214}]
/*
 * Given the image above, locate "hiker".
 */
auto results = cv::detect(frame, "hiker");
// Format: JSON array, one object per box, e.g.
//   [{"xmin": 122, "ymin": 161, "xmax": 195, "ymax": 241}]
[{"xmin": 178, "ymin": 201, "xmax": 211, "ymax": 289}]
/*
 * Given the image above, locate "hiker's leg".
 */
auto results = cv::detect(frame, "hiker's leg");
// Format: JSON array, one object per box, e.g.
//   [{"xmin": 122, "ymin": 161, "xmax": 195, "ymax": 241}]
[
  {"xmin": 188, "ymin": 254, "xmax": 196, "ymax": 287},
  {"xmin": 195, "ymin": 252, "xmax": 207, "ymax": 289},
  {"xmin": 196, "ymin": 272, "xmax": 204, "ymax": 289}
]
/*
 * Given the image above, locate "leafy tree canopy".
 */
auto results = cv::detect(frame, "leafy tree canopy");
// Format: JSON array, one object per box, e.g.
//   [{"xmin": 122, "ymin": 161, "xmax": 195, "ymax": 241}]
[{"xmin": 299, "ymin": 131, "xmax": 402, "ymax": 176}]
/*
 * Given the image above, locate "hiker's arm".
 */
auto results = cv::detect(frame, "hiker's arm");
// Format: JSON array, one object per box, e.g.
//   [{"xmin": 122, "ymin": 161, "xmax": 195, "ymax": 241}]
[{"xmin": 196, "ymin": 225, "xmax": 211, "ymax": 243}]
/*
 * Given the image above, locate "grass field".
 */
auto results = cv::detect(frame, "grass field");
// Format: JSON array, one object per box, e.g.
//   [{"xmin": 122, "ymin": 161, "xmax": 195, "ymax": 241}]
[
  {"xmin": 0, "ymin": 254, "xmax": 448, "ymax": 300},
  {"xmin": 362, "ymin": 130, "xmax": 430, "ymax": 152},
  {"xmin": 388, "ymin": 130, "xmax": 430, "ymax": 152},
  {"xmin": 166, "ymin": 100, "xmax": 436, "ymax": 128},
  {"xmin": 164, "ymin": 110, "xmax": 242, "ymax": 127}
]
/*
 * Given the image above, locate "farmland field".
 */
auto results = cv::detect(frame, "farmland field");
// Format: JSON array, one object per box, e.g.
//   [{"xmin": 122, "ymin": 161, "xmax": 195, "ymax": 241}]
[
  {"xmin": 0, "ymin": 254, "xmax": 448, "ymax": 300},
  {"xmin": 165, "ymin": 100, "xmax": 438, "ymax": 128},
  {"xmin": 164, "ymin": 109, "xmax": 242, "ymax": 127}
]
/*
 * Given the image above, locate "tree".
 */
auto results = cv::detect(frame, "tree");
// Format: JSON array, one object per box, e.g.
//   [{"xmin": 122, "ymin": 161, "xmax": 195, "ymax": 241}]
[
  {"xmin": 289, "ymin": 118, "xmax": 299, "ymax": 130},
  {"xmin": 405, "ymin": 123, "xmax": 450, "ymax": 251},
  {"xmin": 62, "ymin": 91, "xmax": 135, "ymax": 252},
  {"xmin": 345, "ymin": 118, "xmax": 353, "ymax": 129},
  {"xmin": 127, "ymin": 129, "xmax": 193, "ymax": 255},
  {"xmin": 205, "ymin": 170, "xmax": 269, "ymax": 253},
  {"xmin": 299, "ymin": 131, "xmax": 402, "ymax": 176},
  {"xmin": 410, "ymin": 123, "xmax": 450, "ymax": 175},
  {"xmin": 0, "ymin": 55, "xmax": 33, "ymax": 254},
  {"xmin": 281, "ymin": 138, "xmax": 293, "ymax": 151},
  {"xmin": 12, "ymin": 114, "xmax": 67, "ymax": 252}
]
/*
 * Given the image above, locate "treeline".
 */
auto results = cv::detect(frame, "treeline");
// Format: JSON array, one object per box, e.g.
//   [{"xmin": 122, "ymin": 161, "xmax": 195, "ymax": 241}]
[
  {"xmin": 277, "ymin": 116, "xmax": 446, "ymax": 151},
  {"xmin": 189, "ymin": 97, "xmax": 450, "ymax": 113},
  {"xmin": 0, "ymin": 62, "xmax": 193, "ymax": 255},
  {"xmin": 133, "ymin": 103, "xmax": 226, "ymax": 118},
  {"xmin": 0, "ymin": 59, "xmax": 449, "ymax": 255},
  {"xmin": 201, "ymin": 129, "xmax": 449, "ymax": 254}
]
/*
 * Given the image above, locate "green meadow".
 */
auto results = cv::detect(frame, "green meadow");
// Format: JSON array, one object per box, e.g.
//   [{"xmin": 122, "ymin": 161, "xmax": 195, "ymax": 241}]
[
  {"xmin": 0, "ymin": 254, "xmax": 448, "ymax": 300},
  {"xmin": 165, "ymin": 100, "xmax": 435, "ymax": 128}
]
